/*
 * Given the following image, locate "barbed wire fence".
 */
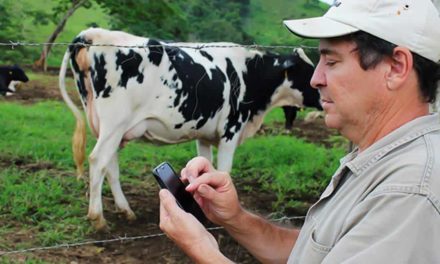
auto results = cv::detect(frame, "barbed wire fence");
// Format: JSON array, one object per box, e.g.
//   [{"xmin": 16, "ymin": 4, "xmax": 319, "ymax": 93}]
[
  {"xmin": 0, "ymin": 41, "xmax": 318, "ymax": 51},
  {"xmin": 0, "ymin": 216, "xmax": 306, "ymax": 257}
]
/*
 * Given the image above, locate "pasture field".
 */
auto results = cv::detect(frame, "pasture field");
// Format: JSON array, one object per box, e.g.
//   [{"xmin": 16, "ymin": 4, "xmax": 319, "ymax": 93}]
[{"xmin": 0, "ymin": 71, "xmax": 346, "ymax": 263}]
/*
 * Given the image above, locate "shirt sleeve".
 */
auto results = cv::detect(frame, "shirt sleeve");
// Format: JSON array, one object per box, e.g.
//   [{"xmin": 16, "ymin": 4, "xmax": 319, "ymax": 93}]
[{"xmin": 322, "ymin": 191, "xmax": 440, "ymax": 264}]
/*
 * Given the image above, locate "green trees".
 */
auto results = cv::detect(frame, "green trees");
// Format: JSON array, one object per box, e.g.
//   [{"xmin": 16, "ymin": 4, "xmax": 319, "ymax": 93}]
[
  {"xmin": 175, "ymin": 0, "xmax": 251, "ymax": 43},
  {"xmin": 95, "ymin": 0, "xmax": 252, "ymax": 43},
  {"xmin": 0, "ymin": 0, "xmax": 32, "ymax": 64},
  {"xmin": 95, "ymin": 0, "xmax": 189, "ymax": 41},
  {"xmin": 34, "ymin": 0, "xmax": 92, "ymax": 71}
]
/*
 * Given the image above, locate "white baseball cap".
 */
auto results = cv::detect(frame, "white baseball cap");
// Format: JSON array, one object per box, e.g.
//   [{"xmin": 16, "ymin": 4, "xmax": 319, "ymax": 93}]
[{"xmin": 283, "ymin": 0, "xmax": 440, "ymax": 63}]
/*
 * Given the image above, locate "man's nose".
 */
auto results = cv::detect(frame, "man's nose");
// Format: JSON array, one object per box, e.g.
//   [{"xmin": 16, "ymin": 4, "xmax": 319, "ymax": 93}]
[{"xmin": 310, "ymin": 61, "xmax": 326, "ymax": 89}]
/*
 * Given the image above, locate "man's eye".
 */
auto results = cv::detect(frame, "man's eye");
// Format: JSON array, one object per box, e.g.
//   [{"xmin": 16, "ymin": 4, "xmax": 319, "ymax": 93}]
[{"xmin": 325, "ymin": 61, "xmax": 337, "ymax": 66}]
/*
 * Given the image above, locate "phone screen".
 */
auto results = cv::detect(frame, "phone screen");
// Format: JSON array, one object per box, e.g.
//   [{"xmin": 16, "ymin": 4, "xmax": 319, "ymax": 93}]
[{"xmin": 153, "ymin": 162, "xmax": 208, "ymax": 225}]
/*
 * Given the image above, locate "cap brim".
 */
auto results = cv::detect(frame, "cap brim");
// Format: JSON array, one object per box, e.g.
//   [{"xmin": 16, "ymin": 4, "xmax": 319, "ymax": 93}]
[{"xmin": 283, "ymin": 17, "xmax": 359, "ymax": 39}]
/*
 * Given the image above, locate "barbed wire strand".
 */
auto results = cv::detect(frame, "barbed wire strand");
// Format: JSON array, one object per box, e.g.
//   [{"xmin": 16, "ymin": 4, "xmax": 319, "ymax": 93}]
[
  {"xmin": 0, "ymin": 41, "xmax": 318, "ymax": 50},
  {"xmin": 0, "ymin": 215, "xmax": 305, "ymax": 256}
]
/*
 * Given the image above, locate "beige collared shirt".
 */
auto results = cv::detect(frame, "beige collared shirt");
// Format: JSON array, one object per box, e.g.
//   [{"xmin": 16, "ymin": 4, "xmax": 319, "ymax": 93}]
[{"xmin": 288, "ymin": 113, "xmax": 440, "ymax": 264}]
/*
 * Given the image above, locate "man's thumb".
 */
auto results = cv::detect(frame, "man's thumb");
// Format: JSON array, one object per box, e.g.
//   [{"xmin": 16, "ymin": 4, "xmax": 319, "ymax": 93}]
[{"xmin": 160, "ymin": 189, "xmax": 179, "ymax": 213}]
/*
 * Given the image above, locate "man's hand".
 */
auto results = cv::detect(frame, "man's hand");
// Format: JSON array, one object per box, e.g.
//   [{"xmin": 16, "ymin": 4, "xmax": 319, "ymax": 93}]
[
  {"xmin": 159, "ymin": 189, "xmax": 229, "ymax": 263},
  {"xmin": 181, "ymin": 157, "xmax": 243, "ymax": 227},
  {"xmin": 181, "ymin": 157, "xmax": 299, "ymax": 263}
]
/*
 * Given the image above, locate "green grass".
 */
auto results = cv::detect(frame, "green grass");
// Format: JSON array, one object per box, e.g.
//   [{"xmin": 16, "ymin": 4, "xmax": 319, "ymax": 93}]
[
  {"xmin": 0, "ymin": 168, "xmax": 90, "ymax": 246},
  {"xmin": 235, "ymin": 136, "xmax": 344, "ymax": 206},
  {"xmin": 0, "ymin": 102, "xmax": 93, "ymax": 253},
  {"xmin": 0, "ymin": 101, "xmax": 78, "ymax": 168}
]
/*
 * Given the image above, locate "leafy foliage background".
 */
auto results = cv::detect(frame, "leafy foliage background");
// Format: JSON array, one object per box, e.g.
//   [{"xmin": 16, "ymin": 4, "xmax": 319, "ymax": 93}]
[{"xmin": 0, "ymin": 0, "xmax": 327, "ymax": 65}]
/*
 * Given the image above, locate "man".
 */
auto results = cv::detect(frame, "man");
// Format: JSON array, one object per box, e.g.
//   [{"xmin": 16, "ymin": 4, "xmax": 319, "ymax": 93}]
[{"xmin": 159, "ymin": 0, "xmax": 440, "ymax": 263}]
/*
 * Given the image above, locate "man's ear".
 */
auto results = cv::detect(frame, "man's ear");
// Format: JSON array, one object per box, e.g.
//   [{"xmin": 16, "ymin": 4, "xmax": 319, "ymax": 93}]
[{"xmin": 386, "ymin": 47, "xmax": 413, "ymax": 90}]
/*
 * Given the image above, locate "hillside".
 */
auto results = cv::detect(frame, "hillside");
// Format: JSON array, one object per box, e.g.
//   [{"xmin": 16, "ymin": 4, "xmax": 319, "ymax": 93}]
[{"xmin": 245, "ymin": 0, "xmax": 328, "ymax": 46}]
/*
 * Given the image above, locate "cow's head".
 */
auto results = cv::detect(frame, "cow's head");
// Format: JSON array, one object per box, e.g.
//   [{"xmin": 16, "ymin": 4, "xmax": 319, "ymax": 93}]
[
  {"xmin": 279, "ymin": 48, "xmax": 322, "ymax": 129},
  {"xmin": 1, "ymin": 65, "xmax": 29, "ymax": 95}
]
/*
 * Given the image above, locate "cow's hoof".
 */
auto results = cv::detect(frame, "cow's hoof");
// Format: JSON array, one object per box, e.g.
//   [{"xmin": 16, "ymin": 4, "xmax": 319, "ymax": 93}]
[
  {"xmin": 117, "ymin": 208, "xmax": 137, "ymax": 221},
  {"xmin": 92, "ymin": 218, "xmax": 108, "ymax": 232},
  {"xmin": 115, "ymin": 206, "xmax": 136, "ymax": 222},
  {"xmin": 125, "ymin": 210, "xmax": 137, "ymax": 222},
  {"xmin": 88, "ymin": 214, "xmax": 108, "ymax": 231}
]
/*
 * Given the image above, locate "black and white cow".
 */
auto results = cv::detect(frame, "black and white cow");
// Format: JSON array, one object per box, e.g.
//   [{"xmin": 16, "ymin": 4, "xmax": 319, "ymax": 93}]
[
  {"xmin": 59, "ymin": 28, "xmax": 320, "ymax": 230},
  {"xmin": 0, "ymin": 65, "xmax": 29, "ymax": 95}
]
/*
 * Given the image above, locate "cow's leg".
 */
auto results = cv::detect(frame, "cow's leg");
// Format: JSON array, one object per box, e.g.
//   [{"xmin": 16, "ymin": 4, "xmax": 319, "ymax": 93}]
[
  {"xmin": 216, "ymin": 137, "xmax": 239, "ymax": 172},
  {"xmin": 283, "ymin": 106, "xmax": 298, "ymax": 130},
  {"xmin": 196, "ymin": 140, "xmax": 213, "ymax": 163},
  {"xmin": 105, "ymin": 153, "xmax": 136, "ymax": 221},
  {"xmin": 87, "ymin": 130, "xmax": 126, "ymax": 231}
]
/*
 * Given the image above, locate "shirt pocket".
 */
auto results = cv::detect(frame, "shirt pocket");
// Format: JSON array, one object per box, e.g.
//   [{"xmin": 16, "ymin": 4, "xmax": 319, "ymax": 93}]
[{"xmin": 300, "ymin": 229, "xmax": 333, "ymax": 263}]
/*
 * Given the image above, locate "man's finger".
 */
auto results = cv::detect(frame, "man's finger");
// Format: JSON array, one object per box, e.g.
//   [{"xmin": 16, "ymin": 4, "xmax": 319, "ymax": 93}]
[
  {"xmin": 182, "ymin": 157, "xmax": 214, "ymax": 180},
  {"xmin": 180, "ymin": 167, "xmax": 195, "ymax": 183},
  {"xmin": 186, "ymin": 171, "xmax": 229, "ymax": 192}
]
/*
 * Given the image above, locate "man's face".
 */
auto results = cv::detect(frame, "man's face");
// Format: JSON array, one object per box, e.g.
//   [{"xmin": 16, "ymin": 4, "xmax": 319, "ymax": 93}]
[{"xmin": 310, "ymin": 38, "xmax": 389, "ymax": 137}]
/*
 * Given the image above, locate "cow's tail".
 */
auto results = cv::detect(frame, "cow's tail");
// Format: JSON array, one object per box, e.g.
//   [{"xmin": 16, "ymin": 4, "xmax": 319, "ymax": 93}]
[{"xmin": 59, "ymin": 50, "xmax": 87, "ymax": 180}]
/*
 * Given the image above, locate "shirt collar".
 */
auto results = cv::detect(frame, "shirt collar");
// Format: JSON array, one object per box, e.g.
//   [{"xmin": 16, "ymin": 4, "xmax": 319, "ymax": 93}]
[{"xmin": 343, "ymin": 113, "xmax": 440, "ymax": 176}]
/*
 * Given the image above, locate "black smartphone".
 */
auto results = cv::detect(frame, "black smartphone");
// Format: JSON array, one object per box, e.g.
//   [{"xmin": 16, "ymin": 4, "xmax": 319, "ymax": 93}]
[{"xmin": 152, "ymin": 162, "xmax": 208, "ymax": 225}]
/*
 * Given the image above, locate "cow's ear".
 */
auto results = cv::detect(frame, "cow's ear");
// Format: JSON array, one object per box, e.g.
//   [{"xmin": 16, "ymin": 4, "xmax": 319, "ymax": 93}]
[{"xmin": 282, "ymin": 59, "xmax": 295, "ymax": 69}]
